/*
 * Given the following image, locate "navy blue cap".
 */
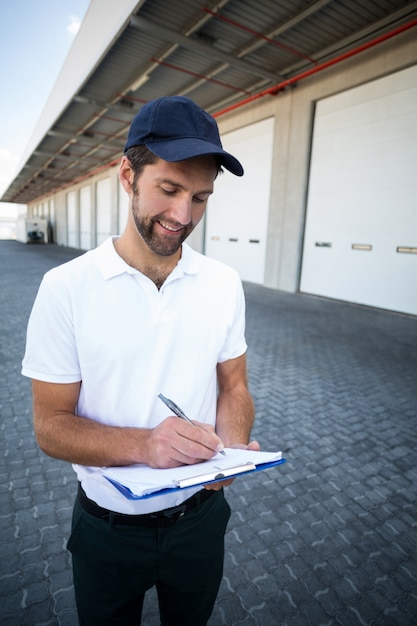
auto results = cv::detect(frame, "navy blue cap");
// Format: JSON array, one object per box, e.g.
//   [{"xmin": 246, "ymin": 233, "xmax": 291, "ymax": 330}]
[{"xmin": 124, "ymin": 96, "xmax": 244, "ymax": 176}]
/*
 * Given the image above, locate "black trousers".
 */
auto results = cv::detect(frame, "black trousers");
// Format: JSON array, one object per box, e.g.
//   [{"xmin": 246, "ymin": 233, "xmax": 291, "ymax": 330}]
[{"xmin": 67, "ymin": 489, "xmax": 231, "ymax": 625}]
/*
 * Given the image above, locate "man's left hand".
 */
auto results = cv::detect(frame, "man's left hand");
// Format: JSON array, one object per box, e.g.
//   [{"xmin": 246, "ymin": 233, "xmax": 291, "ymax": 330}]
[{"xmin": 203, "ymin": 439, "xmax": 261, "ymax": 491}]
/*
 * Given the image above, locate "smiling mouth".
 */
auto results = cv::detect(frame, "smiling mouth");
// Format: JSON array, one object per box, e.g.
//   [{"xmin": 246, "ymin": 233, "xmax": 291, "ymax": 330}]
[{"xmin": 158, "ymin": 220, "xmax": 185, "ymax": 233}]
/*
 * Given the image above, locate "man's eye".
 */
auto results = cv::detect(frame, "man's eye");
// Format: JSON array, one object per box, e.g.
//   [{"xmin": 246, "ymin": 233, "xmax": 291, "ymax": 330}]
[
  {"xmin": 193, "ymin": 196, "xmax": 206, "ymax": 204},
  {"xmin": 161, "ymin": 187, "xmax": 176, "ymax": 195}
]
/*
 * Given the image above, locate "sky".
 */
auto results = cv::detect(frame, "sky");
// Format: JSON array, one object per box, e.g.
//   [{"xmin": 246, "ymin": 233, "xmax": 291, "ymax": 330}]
[{"xmin": 0, "ymin": 0, "xmax": 90, "ymax": 221}]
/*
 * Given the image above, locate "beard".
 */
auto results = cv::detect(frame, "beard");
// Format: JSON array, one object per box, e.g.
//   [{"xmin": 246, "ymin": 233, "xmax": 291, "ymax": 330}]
[{"xmin": 131, "ymin": 190, "xmax": 194, "ymax": 257}]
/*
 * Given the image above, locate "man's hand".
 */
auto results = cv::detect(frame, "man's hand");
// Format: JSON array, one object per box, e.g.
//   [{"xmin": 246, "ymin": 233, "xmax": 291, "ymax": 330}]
[
  {"xmin": 203, "ymin": 439, "xmax": 261, "ymax": 491},
  {"xmin": 145, "ymin": 417, "xmax": 225, "ymax": 468}
]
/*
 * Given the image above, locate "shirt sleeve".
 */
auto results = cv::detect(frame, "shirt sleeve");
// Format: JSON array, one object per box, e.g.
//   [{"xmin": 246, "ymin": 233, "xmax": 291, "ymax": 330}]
[
  {"xmin": 21, "ymin": 271, "xmax": 82, "ymax": 383},
  {"xmin": 217, "ymin": 274, "xmax": 247, "ymax": 363}
]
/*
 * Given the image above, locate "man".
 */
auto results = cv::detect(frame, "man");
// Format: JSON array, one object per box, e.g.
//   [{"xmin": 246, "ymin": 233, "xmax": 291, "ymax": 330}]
[{"xmin": 22, "ymin": 95, "xmax": 258, "ymax": 625}]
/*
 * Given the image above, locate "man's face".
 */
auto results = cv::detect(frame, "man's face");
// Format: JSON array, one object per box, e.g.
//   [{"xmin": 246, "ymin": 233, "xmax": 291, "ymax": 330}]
[{"xmin": 130, "ymin": 155, "xmax": 217, "ymax": 257}]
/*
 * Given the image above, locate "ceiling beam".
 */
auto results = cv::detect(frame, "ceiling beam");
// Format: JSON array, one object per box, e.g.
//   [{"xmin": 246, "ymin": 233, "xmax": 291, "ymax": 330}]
[{"xmin": 129, "ymin": 14, "xmax": 282, "ymax": 83}]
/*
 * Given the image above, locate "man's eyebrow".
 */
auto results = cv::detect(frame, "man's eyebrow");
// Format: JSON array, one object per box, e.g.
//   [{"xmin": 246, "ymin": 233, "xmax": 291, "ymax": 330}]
[{"xmin": 157, "ymin": 177, "xmax": 213, "ymax": 195}]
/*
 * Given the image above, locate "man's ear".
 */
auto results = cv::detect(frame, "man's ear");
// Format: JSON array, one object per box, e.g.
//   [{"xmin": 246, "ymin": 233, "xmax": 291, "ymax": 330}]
[{"xmin": 119, "ymin": 156, "xmax": 134, "ymax": 193}]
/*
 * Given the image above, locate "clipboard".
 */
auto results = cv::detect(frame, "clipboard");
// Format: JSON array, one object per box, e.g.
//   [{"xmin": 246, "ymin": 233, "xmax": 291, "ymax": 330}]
[{"xmin": 102, "ymin": 449, "xmax": 286, "ymax": 500}]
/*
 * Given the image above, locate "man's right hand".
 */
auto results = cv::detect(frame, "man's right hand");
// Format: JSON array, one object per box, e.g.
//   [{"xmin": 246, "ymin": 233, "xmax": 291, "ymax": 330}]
[{"xmin": 144, "ymin": 416, "xmax": 225, "ymax": 468}]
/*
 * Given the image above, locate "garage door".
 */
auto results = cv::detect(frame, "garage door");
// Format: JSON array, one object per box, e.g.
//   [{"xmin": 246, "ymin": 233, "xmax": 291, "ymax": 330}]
[
  {"xmin": 80, "ymin": 185, "xmax": 92, "ymax": 250},
  {"xmin": 300, "ymin": 65, "xmax": 417, "ymax": 315},
  {"xmin": 67, "ymin": 190, "xmax": 78, "ymax": 248},
  {"xmin": 205, "ymin": 117, "xmax": 274, "ymax": 284},
  {"xmin": 96, "ymin": 178, "xmax": 112, "ymax": 245}
]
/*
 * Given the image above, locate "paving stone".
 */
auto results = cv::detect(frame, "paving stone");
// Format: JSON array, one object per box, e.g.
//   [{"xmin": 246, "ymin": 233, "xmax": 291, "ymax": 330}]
[
  {"xmin": 21, "ymin": 561, "xmax": 48, "ymax": 586},
  {"xmin": 398, "ymin": 591, "xmax": 417, "ymax": 622},
  {"xmin": 1, "ymin": 240, "xmax": 417, "ymax": 625},
  {"xmin": 210, "ymin": 592, "xmax": 249, "ymax": 624},
  {"xmin": 52, "ymin": 583, "xmax": 77, "ymax": 617},
  {"xmin": 344, "ymin": 598, "xmax": 392, "ymax": 625},
  {"xmin": 0, "ymin": 571, "xmax": 21, "ymax": 597},
  {"xmin": 22, "ymin": 578, "xmax": 49, "ymax": 607},
  {"xmin": 298, "ymin": 601, "xmax": 334, "ymax": 625},
  {"xmin": 20, "ymin": 544, "xmax": 42, "ymax": 568},
  {"xmin": 23, "ymin": 600, "xmax": 55, "ymax": 626},
  {"xmin": 1, "ymin": 589, "xmax": 25, "ymax": 618},
  {"xmin": 267, "ymin": 589, "xmax": 300, "ymax": 619},
  {"xmin": 314, "ymin": 563, "xmax": 344, "ymax": 589},
  {"xmin": 269, "ymin": 539, "xmax": 298, "ymax": 564}
]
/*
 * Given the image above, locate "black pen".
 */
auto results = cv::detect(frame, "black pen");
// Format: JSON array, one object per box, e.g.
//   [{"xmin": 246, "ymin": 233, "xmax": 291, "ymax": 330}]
[{"xmin": 158, "ymin": 393, "xmax": 227, "ymax": 456}]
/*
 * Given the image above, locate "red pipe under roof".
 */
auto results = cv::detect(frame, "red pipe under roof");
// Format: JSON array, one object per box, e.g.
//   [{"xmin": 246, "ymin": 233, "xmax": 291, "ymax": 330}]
[{"xmin": 213, "ymin": 18, "xmax": 417, "ymax": 118}]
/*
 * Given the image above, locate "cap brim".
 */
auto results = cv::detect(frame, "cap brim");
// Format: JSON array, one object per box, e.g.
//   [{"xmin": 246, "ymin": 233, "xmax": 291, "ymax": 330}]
[{"xmin": 146, "ymin": 138, "xmax": 244, "ymax": 176}]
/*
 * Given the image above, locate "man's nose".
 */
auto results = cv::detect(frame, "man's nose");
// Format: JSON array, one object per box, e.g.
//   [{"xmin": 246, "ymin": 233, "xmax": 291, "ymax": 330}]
[{"xmin": 170, "ymin": 196, "xmax": 193, "ymax": 225}]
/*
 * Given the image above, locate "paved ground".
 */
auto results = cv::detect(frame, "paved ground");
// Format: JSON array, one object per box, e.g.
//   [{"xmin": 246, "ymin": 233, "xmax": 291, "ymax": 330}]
[{"xmin": 1, "ymin": 239, "xmax": 416, "ymax": 626}]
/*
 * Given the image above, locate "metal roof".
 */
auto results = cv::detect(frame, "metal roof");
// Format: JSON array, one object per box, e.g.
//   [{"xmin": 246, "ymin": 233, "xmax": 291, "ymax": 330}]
[{"xmin": 2, "ymin": 0, "xmax": 417, "ymax": 204}]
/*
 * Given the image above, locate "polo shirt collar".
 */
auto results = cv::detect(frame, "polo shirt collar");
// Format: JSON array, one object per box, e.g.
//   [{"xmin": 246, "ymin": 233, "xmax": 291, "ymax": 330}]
[
  {"xmin": 95, "ymin": 237, "xmax": 200, "ymax": 281},
  {"xmin": 95, "ymin": 237, "xmax": 137, "ymax": 279},
  {"xmin": 176, "ymin": 242, "xmax": 199, "ymax": 276}
]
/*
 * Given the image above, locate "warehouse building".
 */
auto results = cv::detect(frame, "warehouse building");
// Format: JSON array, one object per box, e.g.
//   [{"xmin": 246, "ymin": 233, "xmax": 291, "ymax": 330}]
[{"xmin": 2, "ymin": 0, "xmax": 417, "ymax": 315}]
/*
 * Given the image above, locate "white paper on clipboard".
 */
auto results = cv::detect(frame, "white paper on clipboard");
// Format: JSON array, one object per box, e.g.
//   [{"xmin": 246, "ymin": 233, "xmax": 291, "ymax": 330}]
[{"xmin": 101, "ymin": 449, "xmax": 284, "ymax": 499}]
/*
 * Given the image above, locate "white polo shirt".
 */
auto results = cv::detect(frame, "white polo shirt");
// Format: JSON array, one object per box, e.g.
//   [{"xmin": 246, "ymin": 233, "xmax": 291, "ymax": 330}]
[{"xmin": 22, "ymin": 237, "xmax": 247, "ymax": 513}]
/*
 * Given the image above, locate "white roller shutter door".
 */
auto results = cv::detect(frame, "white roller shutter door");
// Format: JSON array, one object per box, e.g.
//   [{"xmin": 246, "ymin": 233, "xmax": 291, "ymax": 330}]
[
  {"xmin": 66, "ymin": 191, "xmax": 78, "ymax": 248},
  {"xmin": 96, "ymin": 178, "xmax": 112, "ymax": 245},
  {"xmin": 80, "ymin": 185, "xmax": 93, "ymax": 250},
  {"xmin": 205, "ymin": 118, "xmax": 274, "ymax": 283},
  {"xmin": 300, "ymin": 65, "xmax": 417, "ymax": 315}
]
